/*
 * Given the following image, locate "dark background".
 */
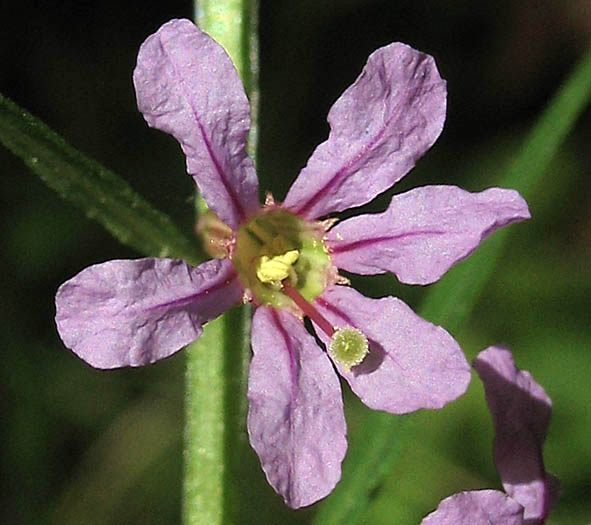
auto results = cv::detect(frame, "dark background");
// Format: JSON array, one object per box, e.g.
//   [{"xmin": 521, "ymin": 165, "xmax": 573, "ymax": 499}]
[{"xmin": 1, "ymin": 1, "xmax": 589, "ymax": 523}]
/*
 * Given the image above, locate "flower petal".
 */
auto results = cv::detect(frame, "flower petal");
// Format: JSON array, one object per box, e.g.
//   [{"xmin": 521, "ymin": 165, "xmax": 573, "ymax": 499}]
[
  {"xmin": 284, "ymin": 42, "xmax": 446, "ymax": 220},
  {"xmin": 133, "ymin": 19, "xmax": 259, "ymax": 229},
  {"xmin": 55, "ymin": 258, "xmax": 242, "ymax": 369},
  {"xmin": 421, "ymin": 490, "xmax": 524, "ymax": 525},
  {"xmin": 473, "ymin": 347, "xmax": 559, "ymax": 523},
  {"xmin": 247, "ymin": 307, "xmax": 347, "ymax": 508},
  {"xmin": 327, "ymin": 186, "xmax": 530, "ymax": 285},
  {"xmin": 314, "ymin": 286, "xmax": 470, "ymax": 414}
]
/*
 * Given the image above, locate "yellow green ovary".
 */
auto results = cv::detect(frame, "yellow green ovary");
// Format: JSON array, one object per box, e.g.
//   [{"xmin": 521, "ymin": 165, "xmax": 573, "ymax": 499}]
[{"xmin": 233, "ymin": 208, "xmax": 333, "ymax": 310}]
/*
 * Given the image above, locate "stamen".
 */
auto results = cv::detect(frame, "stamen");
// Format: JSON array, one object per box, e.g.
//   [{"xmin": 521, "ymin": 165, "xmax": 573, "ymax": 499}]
[
  {"xmin": 282, "ymin": 281, "xmax": 335, "ymax": 337},
  {"xmin": 319, "ymin": 217, "xmax": 339, "ymax": 231},
  {"xmin": 264, "ymin": 192, "xmax": 276, "ymax": 207},
  {"xmin": 256, "ymin": 250, "xmax": 299, "ymax": 285}
]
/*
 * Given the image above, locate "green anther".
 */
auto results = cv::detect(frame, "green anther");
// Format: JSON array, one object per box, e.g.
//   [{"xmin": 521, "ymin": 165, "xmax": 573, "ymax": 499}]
[
  {"xmin": 329, "ymin": 327, "xmax": 369, "ymax": 371},
  {"xmin": 256, "ymin": 249, "xmax": 299, "ymax": 285}
]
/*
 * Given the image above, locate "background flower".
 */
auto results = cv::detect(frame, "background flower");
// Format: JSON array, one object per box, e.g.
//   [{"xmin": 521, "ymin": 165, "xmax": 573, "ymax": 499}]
[{"xmin": 421, "ymin": 346, "xmax": 559, "ymax": 524}]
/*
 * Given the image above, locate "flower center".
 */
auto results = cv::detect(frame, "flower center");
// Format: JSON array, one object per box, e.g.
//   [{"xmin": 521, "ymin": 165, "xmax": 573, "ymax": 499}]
[
  {"xmin": 232, "ymin": 205, "xmax": 370, "ymax": 370},
  {"xmin": 232, "ymin": 207, "xmax": 334, "ymax": 310}
]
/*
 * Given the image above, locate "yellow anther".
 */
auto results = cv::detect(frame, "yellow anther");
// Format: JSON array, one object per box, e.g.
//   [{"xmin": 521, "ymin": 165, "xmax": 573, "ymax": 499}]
[{"xmin": 256, "ymin": 250, "xmax": 300, "ymax": 285}]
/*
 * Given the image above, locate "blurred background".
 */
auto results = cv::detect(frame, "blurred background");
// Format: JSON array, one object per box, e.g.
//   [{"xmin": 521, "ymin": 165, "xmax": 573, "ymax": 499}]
[{"xmin": 1, "ymin": 1, "xmax": 589, "ymax": 523}]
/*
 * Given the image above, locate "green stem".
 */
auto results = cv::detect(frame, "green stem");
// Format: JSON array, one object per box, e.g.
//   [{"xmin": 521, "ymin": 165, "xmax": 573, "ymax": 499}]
[
  {"xmin": 194, "ymin": 0, "xmax": 259, "ymax": 159},
  {"xmin": 184, "ymin": 306, "xmax": 252, "ymax": 524},
  {"xmin": 183, "ymin": 2, "xmax": 259, "ymax": 524}
]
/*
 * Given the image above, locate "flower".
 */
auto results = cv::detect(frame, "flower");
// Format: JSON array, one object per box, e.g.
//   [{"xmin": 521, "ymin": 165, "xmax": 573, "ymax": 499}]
[
  {"xmin": 421, "ymin": 347, "xmax": 560, "ymax": 524},
  {"xmin": 55, "ymin": 19, "xmax": 531, "ymax": 508}
]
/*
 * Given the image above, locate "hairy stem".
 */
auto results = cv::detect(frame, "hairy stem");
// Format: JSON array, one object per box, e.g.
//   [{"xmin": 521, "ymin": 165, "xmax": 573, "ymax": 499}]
[{"xmin": 183, "ymin": 1, "xmax": 259, "ymax": 524}]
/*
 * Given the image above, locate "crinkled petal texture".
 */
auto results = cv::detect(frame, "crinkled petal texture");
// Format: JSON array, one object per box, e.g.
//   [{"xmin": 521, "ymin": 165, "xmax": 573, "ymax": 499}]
[
  {"xmin": 55, "ymin": 258, "xmax": 242, "ymax": 369},
  {"xmin": 314, "ymin": 286, "xmax": 471, "ymax": 413},
  {"xmin": 421, "ymin": 490, "xmax": 524, "ymax": 525},
  {"xmin": 247, "ymin": 307, "xmax": 347, "ymax": 509},
  {"xmin": 327, "ymin": 186, "xmax": 531, "ymax": 285},
  {"xmin": 473, "ymin": 347, "xmax": 559, "ymax": 523},
  {"xmin": 284, "ymin": 42, "xmax": 446, "ymax": 220},
  {"xmin": 133, "ymin": 18, "xmax": 258, "ymax": 229}
]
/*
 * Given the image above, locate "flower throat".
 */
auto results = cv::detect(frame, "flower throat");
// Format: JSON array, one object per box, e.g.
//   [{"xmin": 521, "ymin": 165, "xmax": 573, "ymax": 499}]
[
  {"xmin": 231, "ymin": 206, "xmax": 369, "ymax": 370},
  {"xmin": 232, "ymin": 207, "xmax": 334, "ymax": 311}
]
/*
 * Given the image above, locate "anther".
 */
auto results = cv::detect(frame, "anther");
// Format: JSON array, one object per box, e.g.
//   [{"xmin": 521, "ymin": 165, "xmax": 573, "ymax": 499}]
[{"xmin": 256, "ymin": 250, "xmax": 299, "ymax": 286}]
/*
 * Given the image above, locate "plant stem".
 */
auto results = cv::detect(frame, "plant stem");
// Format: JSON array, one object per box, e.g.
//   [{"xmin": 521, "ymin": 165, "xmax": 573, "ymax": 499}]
[
  {"xmin": 194, "ymin": 0, "xmax": 259, "ymax": 159},
  {"xmin": 183, "ymin": 1, "xmax": 259, "ymax": 524},
  {"xmin": 184, "ymin": 307, "xmax": 252, "ymax": 525}
]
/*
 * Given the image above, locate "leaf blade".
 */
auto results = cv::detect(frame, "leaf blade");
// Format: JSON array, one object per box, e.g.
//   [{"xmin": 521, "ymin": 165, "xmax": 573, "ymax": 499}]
[{"xmin": 0, "ymin": 93, "xmax": 202, "ymax": 263}]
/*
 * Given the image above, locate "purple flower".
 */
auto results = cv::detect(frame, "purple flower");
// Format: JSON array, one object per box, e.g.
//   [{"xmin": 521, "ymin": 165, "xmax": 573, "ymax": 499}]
[
  {"xmin": 55, "ymin": 19, "xmax": 530, "ymax": 508},
  {"xmin": 421, "ymin": 347, "xmax": 560, "ymax": 524}
]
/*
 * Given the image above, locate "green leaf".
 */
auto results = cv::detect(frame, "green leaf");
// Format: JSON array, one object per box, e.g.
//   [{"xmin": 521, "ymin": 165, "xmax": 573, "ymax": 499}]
[
  {"xmin": 313, "ymin": 46, "xmax": 591, "ymax": 525},
  {"xmin": 0, "ymin": 93, "xmax": 201, "ymax": 264},
  {"xmin": 313, "ymin": 411, "xmax": 411, "ymax": 525}
]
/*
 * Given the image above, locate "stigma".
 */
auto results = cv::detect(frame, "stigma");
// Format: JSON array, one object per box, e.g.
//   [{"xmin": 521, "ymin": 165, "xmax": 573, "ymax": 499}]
[
  {"xmin": 282, "ymin": 280, "xmax": 369, "ymax": 370},
  {"xmin": 329, "ymin": 327, "xmax": 369, "ymax": 371}
]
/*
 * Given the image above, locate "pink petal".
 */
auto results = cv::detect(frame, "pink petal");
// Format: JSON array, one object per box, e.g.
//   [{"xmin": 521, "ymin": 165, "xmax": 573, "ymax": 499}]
[
  {"xmin": 421, "ymin": 490, "xmax": 524, "ymax": 525},
  {"xmin": 327, "ymin": 186, "xmax": 530, "ymax": 285},
  {"xmin": 473, "ymin": 347, "xmax": 559, "ymax": 523},
  {"xmin": 283, "ymin": 42, "xmax": 446, "ymax": 220},
  {"xmin": 133, "ymin": 19, "xmax": 259, "ymax": 229},
  {"xmin": 247, "ymin": 307, "xmax": 347, "ymax": 508},
  {"xmin": 314, "ymin": 286, "xmax": 470, "ymax": 414},
  {"xmin": 55, "ymin": 258, "xmax": 242, "ymax": 369}
]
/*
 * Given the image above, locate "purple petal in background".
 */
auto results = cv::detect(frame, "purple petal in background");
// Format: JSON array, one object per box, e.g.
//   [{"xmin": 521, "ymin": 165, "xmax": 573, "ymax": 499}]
[
  {"xmin": 327, "ymin": 186, "xmax": 530, "ymax": 285},
  {"xmin": 284, "ymin": 42, "xmax": 446, "ymax": 220},
  {"xmin": 473, "ymin": 347, "xmax": 559, "ymax": 523},
  {"xmin": 133, "ymin": 19, "xmax": 259, "ymax": 229},
  {"xmin": 55, "ymin": 258, "xmax": 242, "ymax": 369},
  {"xmin": 421, "ymin": 490, "xmax": 524, "ymax": 525},
  {"xmin": 247, "ymin": 307, "xmax": 347, "ymax": 508},
  {"xmin": 314, "ymin": 286, "xmax": 470, "ymax": 414}
]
